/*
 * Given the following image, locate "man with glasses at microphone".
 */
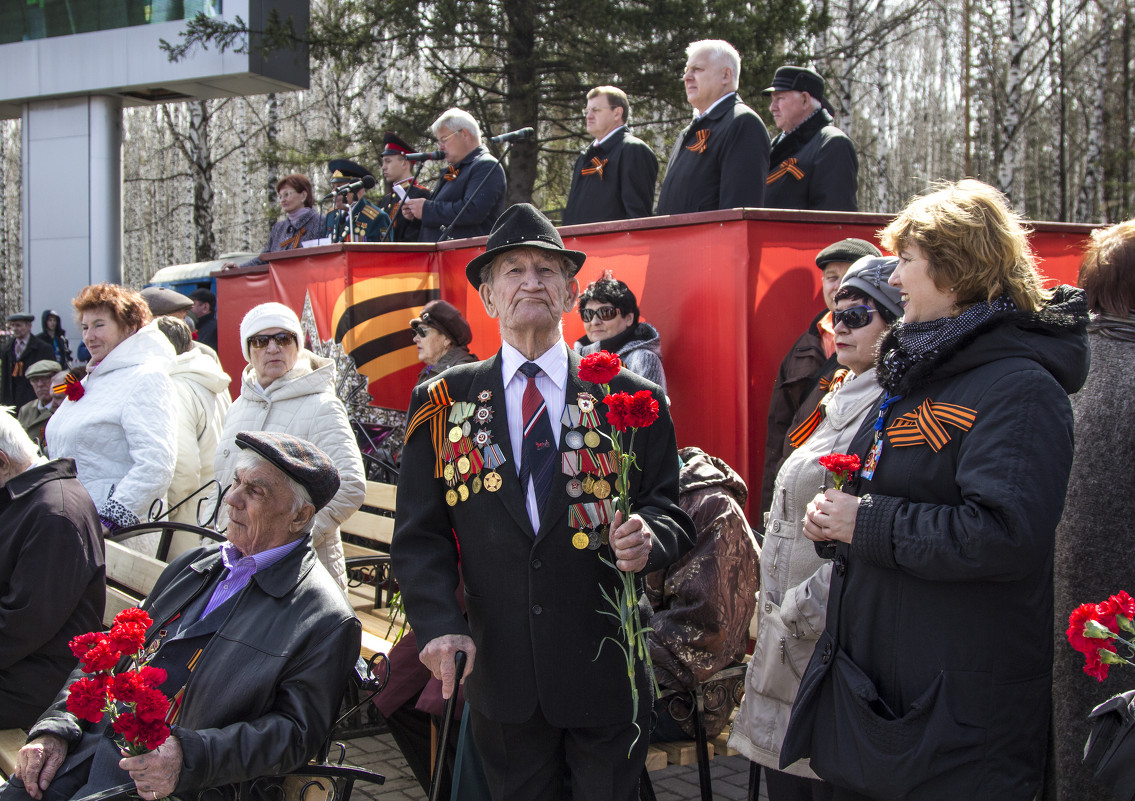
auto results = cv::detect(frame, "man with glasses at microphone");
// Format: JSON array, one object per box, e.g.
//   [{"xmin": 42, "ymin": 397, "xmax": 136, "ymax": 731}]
[
  {"xmin": 400, "ymin": 108, "xmax": 507, "ymax": 242},
  {"xmin": 325, "ymin": 159, "xmax": 391, "ymax": 243}
]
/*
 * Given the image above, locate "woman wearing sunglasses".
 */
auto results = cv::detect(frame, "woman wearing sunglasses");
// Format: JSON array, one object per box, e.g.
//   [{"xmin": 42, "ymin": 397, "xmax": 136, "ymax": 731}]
[
  {"xmin": 786, "ymin": 180, "xmax": 1088, "ymax": 800},
  {"xmin": 730, "ymin": 256, "xmax": 901, "ymax": 801},
  {"xmin": 573, "ymin": 272, "xmax": 667, "ymax": 393},
  {"xmin": 213, "ymin": 302, "xmax": 365, "ymax": 591},
  {"xmin": 409, "ymin": 299, "xmax": 478, "ymax": 386}
]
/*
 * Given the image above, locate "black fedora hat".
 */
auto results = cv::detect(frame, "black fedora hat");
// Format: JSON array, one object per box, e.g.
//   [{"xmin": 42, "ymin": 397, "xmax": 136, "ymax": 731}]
[{"xmin": 465, "ymin": 203, "xmax": 587, "ymax": 289}]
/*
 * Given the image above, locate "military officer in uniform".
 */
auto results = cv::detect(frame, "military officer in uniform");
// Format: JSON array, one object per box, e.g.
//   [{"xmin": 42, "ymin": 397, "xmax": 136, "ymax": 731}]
[
  {"xmin": 377, "ymin": 133, "xmax": 432, "ymax": 242},
  {"xmin": 325, "ymin": 159, "xmax": 391, "ymax": 243}
]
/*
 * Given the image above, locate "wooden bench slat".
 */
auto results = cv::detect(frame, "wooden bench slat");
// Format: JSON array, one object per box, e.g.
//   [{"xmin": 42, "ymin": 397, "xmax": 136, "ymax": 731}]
[
  {"xmin": 656, "ymin": 739, "xmax": 713, "ymax": 767},
  {"xmin": 363, "ymin": 482, "xmax": 396, "ymax": 511},
  {"xmin": 340, "ymin": 513, "xmax": 394, "ymax": 547},
  {"xmin": 0, "ymin": 727, "xmax": 26, "ymax": 780},
  {"xmin": 105, "ymin": 540, "xmax": 167, "ymax": 597}
]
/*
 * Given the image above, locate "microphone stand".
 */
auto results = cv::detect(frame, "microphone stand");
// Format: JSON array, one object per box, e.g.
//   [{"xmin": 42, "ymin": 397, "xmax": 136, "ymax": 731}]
[{"xmin": 437, "ymin": 141, "xmax": 513, "ymax": 243}]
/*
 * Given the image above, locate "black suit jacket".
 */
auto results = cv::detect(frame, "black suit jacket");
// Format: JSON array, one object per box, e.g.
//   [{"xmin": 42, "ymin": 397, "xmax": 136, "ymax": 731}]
[
  {"xmin": 2, "ymin": 334, "xmax": 56, "ymax": 408},
  {"xmin": 419, "ymin": 147, "xmax": 507, "ymax": 242},
  {"xmin": 655, "ymin": 94, "xmax": 770, "ymax": 215},
  {"xmin": 563, "ymin": 128, "xmax": 659, "ymax": 225},
  {"xmin": 392, "ymin": 348, "xmax": 695, "ymax": 728}
]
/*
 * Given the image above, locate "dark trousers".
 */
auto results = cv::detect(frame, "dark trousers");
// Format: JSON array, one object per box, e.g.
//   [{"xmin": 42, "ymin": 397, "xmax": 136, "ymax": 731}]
[
  {"xmin": 468, "ymin": 705, "xmax": 647, "ymax": 801},
  {"xmin": 761, "ymin": 765, "xmax": 836, "ymax": 801}
]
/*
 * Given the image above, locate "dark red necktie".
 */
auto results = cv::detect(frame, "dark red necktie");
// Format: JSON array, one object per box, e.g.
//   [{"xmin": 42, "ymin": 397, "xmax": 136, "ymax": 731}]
[{"xmin": 518, "ymin": 362, "xmax": 556, "ymax": 527}]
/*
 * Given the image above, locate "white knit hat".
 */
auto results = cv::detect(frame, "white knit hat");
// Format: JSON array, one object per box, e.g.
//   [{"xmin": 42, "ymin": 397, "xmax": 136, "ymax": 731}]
[{"xmin": 239, "ymin": 302, "xmax": 305, "ymax": 361}]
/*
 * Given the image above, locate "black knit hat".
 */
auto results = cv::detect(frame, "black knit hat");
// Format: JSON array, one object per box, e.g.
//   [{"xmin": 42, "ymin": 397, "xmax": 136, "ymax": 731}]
[
  {"xmin": 814, "ymin": 238, "xmax": 881, "ymax": 270},
  {"xmin": 235, "ymin": 431, "xmax": 341, "ymax": 512},
  {"xmin": 465, "ymin": 203, "xmax": 587, "ymax": 289}
]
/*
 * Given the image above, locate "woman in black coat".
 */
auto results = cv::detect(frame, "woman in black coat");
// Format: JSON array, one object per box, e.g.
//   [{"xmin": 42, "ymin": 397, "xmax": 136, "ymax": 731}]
[
  {"xmin": 783, "ymin": 179, "xmax": 1090, "ymax": 800},
  {"xmin": 37, "ymin": 309, "xmax": 71, "ymax": 367}
]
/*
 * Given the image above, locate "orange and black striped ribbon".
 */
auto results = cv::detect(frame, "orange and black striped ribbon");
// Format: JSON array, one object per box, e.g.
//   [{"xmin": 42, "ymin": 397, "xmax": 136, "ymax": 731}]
[
  {"xmin": 444, "ymin": 166, "xmax": 460, "ymax": 181},
  {"xmin": 786, "ymin": 369, "xmax": 849, "ymax": 448},
  {"xmin": 686, "ymin": 129, "xmax": 710, "ymax": 154},
  {"xmin": 279, "ymin": 227, "xmax": 307, "ymax": 249},
  {"xmin": 405, "ymin": 379, "xmax": 455, "ymax": 478},
  {"xmin": 885, "ymin": 399, "xmax": 977, "ymax": 451},
  {"xmin": 767, "ymin": 158, "xmax": 805, "ymax": 184},
  {"xmin": 581, "ymin": 157, "xmax": 608, "ymax": 179}
]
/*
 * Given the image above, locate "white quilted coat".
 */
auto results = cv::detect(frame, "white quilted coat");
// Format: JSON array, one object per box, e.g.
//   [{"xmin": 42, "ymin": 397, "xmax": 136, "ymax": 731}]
[
  {"xmin": 213, "ymin": 351, "xmax": 364, "ymax": 590},
  {"xmin": 167, "ymin": 346, "xmax": 232, "ymax": 528},
  {"xmin": 45, "ymin": 322, "xmax": 178, "ymax": 529}
]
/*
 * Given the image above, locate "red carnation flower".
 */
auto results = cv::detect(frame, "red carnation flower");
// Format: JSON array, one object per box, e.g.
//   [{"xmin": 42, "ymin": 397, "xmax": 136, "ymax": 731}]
[
  {"xmin": 1068, "ymin": 602, "xmax": 1106, "ymax": 656},
  {"xmin": 624, "ymin": 390, "xmax": 659, "ymax": 429},
  {"xmin": 818, "ymin": 453, "xmax": 862, "ymax": 490},
  {"xmin": 113, "ymin": 608, "xmax": 152, "ymax": 629},
  {"xmin": 132, "ymin": 687, "xmax": 172, "ymax": 724},
  {"xmin": 108, "ymin": 622, "xmax": 147, "ymax": 655},
  {"xmin": 69, "ymin": 631, "xmax": 104, "ymax": 661},
  {"xmin": 604, "ymin": 392, "xmax": 633, "ymax": 432},
  {"xmin": 136, "ymin": 719, "xmax": 171, "ymax": 751},
  {"xmin": 579, "ymin": 351, "xmax": 621, "ymax": 385},
  {"xmin": 113, "ymin": 710, "xmax": 142, "ymax": 743},
  {"xmin": 137, "ymin": 665, "xmax": 167, "ymax": 688},
  {"xmin": 79, "ymin": 639, "xmax": 123, "ymax": 674},
  {"xmin": 66, "ymin": 676, "xmax": 108, "ymax": 723}
]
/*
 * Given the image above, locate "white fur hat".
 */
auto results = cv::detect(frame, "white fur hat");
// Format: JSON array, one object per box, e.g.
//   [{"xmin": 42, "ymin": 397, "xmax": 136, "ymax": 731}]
[{"xmin": 239, "ymin": 302, "xmax": 304, "ymax": 361}]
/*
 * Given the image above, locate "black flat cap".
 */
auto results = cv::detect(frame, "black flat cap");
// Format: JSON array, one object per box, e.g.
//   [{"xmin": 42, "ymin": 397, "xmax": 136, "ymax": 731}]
[
  {"xmin": 189, "ymin": 288, "xmax": 216, "ymax": 306},
  {"xmin": 382, "ymin": 132, "xmax": 413, "ymax": 157},
  {"xmin": 763, "ymin": 66, "xmax": 826, "ymax": 101},
  {"xmin": 815, "ymin": 238, "xmax": 881, "ymax": 269},
  {"xmin": 7, "ymin": 312, "xmax": 34, "ymax": 323},
  {"xmin": 465, "ymin": 203, "xmax": 587, "ymax": 289},
  {"xmin": 329, "ymin": 158, "xmax": 374, "ymax": 183},
  {"xmin": 235, "ymin": 431, "xmax": 341, "ymax": 512},
  {"xmin": 142, "ymin": 286, "xmax": 194, "ymax": 315}
]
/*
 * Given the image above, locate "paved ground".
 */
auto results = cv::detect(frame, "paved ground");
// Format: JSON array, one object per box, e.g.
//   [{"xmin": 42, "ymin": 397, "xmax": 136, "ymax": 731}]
[{"xmin": 345, "ymin": 728, "xmax": 767, "ymax": 801}]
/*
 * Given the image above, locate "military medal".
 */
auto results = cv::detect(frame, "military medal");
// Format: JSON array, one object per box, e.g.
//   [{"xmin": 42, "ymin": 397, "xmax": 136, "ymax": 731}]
[
  {"xmin": 448, "ymin": 426, "xmax": 462, "ymax": 443},
  {"xmin": 588, "ymin": 529, "xmax": 601, "ymax": 550},
  {"xmin": 567, "ymin": 478, "xmax": 584, "ymax": 498},
  {"xmin": 584, "ymin": 430, "xmax": 601, "ymax": 449},
  {"xmin": 475, "ymin": 405, "xmax": 494, "ymax": 424},
  {"xmin": 593, "ymin": 478, "xmax": 611, "ymax": 499},
  {"xmin": 477, "ymin": 389, "xmax": 492, "ymax": 403},
  {"xmin": 572, "ymin": 531, "xmax": 590, "ymax": 550},
  {"xmin": 457, "ymin": 456, "xmax": 471, "ymax": 475},
  {"xmin": 445, "ymin": 489, "xmax": 459, "ymax": 506},
  {"xmin": 484, "ymin": 471, "xmax": 502, "ymax": 492},
  {"xmin": 462, "ymin": 420, "xmax": 472, "ymax": 437},
  {"xmin": 458, "ymin": 484, "xmax": 470, "ymax": 502},
  {"xmin": 472, "ymin": 475, "xmax": 482, "ymax": 494},
  {"xmin": 443, "ymin": 463, "xmax": 456, "ymax": 482},
  {"xmin": 582, "ymin": 475, "xmax": 596, "ymax": 495},
  {"xmin": 565, "ymin": 430, "xmax": 584, "ymax": 450},
  {"xmin": 473, "ymin": 429, "xmax": 493, "ymax": 447}
]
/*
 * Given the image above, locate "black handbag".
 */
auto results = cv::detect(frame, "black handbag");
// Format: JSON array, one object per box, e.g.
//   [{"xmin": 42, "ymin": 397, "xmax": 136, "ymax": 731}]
[{"xmin": 1084, "ymin": 690, "xmax": 1135, "ymax": 801}]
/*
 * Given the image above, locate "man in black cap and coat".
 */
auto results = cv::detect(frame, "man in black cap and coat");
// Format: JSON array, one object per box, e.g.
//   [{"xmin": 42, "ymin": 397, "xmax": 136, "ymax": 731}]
[
  {"xmin": 764, "ymin": 65, "xmax": 859, "ymax": 211},
  {"xmin": 6, "ymin": 431, "xmax": 360, "ymax": 801},
  {"xmin": 393, "ymin": 204, "xmax": 695, "ymax": 800},
  {"xmin": 760, "ymin": 237, "xmax": 881, "ymax": 514},
  {"xmin": 377, "ymin": 133, "xmax": 432, "ymax": 242},
  {"xmin": 326, "ymin": 159, "xmax": 391, "ymax": 243},
  {"xmin": 563, "ymin": 86, "xmax": 658, "ymax": 225},
  {"xmin": 656, "ymin": 39, "xmax": 770, "ymax": 216},
  {"xmin": 3, "ymin": 313, "xmax": 56, "ymax": 410}
]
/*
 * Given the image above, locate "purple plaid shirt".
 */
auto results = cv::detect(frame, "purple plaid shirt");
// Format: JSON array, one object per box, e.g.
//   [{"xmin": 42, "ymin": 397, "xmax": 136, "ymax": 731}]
[{"xmin": 199, "ymin": 537, "xmax": 307, "ymax": 619}]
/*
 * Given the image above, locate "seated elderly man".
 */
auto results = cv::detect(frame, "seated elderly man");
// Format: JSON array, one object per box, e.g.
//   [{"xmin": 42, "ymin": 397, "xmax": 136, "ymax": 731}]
[
  {"xmin": 0, "ymin": 410, "xmax": 104, "ymax": 729},
  {"xmin": 5, "ymin": 431, "xmax": 360, "ymax": 801}
]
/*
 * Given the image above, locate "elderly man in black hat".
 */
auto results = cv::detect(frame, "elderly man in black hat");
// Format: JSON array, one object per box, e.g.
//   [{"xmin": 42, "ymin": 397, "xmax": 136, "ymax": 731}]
[
  {"xmin": 8, "ymin": 431, "xmax": 360, "ymax": 801},
  {"xmin": 410, "ymin": 299, "xmax": 478, "ymax": 386},
  {"xmin": 3, "ymin": 313, "xmax": 56, "ymax": 410},
  {"xmin": 377, "ymin": 132, "xmax": 432, "ymax": 243},
  {"xmin": 763, "ymin": 65, "xmax": 859, "ymax": 212},
  {"xmin": 393, "ymin": 204, "xmax": 695, "ymax": 801},
  {"xmin": 760, "ymin": 237, "xmax": 881, "ymax": 514},
  {"xmin": 326, "ymin": 158, "xmax": 391, "ymax": 243}
]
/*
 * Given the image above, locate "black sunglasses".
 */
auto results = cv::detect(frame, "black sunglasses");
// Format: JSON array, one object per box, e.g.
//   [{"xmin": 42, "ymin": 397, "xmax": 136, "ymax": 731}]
[
  {"xmin": 410, "ymin": 323, "xmax": 432, "ymax": 338},
  {"xmin": 247, "ymin": 332, "xmax": 297, "ymax": 350},
  {"xmin": 831, "ymin": 305, "xmax": 877, "ymax": 329},
  {"xmin": 580, "ymin": 305, "xmax": 619, "ymax": 323}
]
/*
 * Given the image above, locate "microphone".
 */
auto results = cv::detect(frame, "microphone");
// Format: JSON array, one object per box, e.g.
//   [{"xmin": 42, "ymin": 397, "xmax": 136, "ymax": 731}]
[
  {"xmin": 489, "ymin": 127, "xmax": 535, "ymax": 144},
  {"xmin": 332, "ymin": 175, "xmax": 377, "ymax": 195},
  {"xmin": 405, "ymin": 150, "xmax": 444, "ymax": 161}
]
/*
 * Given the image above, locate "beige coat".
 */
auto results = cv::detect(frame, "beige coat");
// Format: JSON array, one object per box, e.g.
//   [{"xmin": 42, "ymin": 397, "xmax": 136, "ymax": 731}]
[
  {"xmin": 729, "ymin": 367, "xmax": 881, "ymax": 777},
  {"xmin": 214, "ymin": 351, "xmax": 365, "ymax": 590}
]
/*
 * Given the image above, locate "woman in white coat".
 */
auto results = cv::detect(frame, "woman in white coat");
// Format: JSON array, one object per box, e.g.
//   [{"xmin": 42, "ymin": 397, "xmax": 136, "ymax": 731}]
[
  {"xmin": 213, "ymin": 302, "xmax": 365, "ymax": 590},
  {"xmin": 46, "ymin": 284, "xmax": 178, "ymax": 543},
  {"xmin": 729, "ymin": 257, "xmax": 902, "ymax": 801}
]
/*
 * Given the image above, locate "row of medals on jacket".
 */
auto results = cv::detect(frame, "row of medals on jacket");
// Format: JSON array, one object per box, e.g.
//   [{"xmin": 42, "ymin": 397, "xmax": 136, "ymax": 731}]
[{"xmin": 440, "ymin": 390, "xmax": 620, "ymax": 551}]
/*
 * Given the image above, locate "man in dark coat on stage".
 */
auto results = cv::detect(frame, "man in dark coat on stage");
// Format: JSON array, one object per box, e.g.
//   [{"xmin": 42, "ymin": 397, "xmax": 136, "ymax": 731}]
[
  {"xmin": 763, "ymin": 66, "xmax": 859, "ymax": 212},
  {"xmin": 655, "ymin": 40, "xmax": 770, "ymax": 216},
  {"xmin": 400, "ymin": 108, "xmax": 507, "ymax": 242},
  {"xmin": 563, "ymin": 86, "xmax": 658, "ymax": 225},
  {"xmin": 3, "ymin": 313, "xmax": 56, "ymax": 410},
  {"xmin": 392, "ymin": 204, "xmax": 695, "ymax": 801}
]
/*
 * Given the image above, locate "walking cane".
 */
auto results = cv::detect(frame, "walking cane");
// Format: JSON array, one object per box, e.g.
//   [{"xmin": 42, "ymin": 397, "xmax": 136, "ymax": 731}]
[{"xmin": 428, "ymin": 650, "xmax": 467, "ymax": 801}]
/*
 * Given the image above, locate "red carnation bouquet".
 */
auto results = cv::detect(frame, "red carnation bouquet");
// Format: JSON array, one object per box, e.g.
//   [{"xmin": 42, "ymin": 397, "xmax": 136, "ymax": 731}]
[
  {"xmin": 67, "ymin": 608, "xmax": 173, "ymax": 755},
  {"xmin": 818, "ymin": 453, "xmax": 861, "ymax": 490},
  {"xmin": 1067, "ymin": 591, "xmax": 1135, "ymax": 681},
  {"xmin": 578, "ymin": 350, "xmax": 662, "ymax": 753}
]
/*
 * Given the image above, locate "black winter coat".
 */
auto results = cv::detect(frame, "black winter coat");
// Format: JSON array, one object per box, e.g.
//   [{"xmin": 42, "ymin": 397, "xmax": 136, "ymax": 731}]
[
  {"xmin": 784, "ymin": 287, "xmax": 1089, "ymax": 799},
  {"xmin": 765, "ymin": 109, "xmax": 858, "ymax": 212},
  {"xmin": 563, "ymin": 127, "xmax": 658, "ymax": 225}
]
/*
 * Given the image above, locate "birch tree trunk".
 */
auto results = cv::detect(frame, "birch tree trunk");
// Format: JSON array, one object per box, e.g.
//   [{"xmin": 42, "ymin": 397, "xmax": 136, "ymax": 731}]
[
  {"xmin": 188, "ymin": 101, "xmax": 216, "ymax": 262},
  {"xmin": 998, "ymin": 0, "xmax": 1027, "ymax": 206},
  {"xmin": 1075, "ymin": 14, "xmax": 1107, "ymax": 221}
]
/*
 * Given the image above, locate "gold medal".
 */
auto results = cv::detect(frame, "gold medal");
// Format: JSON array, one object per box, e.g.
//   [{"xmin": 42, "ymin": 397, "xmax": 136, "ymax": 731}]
[
  {"xmin": 472, "ymin": 475, "xmax": 482, "ymax": 494},
  {"xmin": 584, "ymin": 430, "xmax": 601, "ymax": 449},
  {"xmin": 445, "ymin": 489, "xmax": 459, "ymax": 506},
  {"xmin": 600, "ymin": 525, "xmax": 610, "ymax": 545},
  {"xmin": 448, "ymin": 426, "xmax": 462, "ymax": 443},
  {"xmin": 572, "ymin": 531, "xmax": 590, "ymax": 550},
  {"xmin": 615, "ymin": 476, "xmax": 625, "ymax": 494},
  {"xmin": 593, "ymin": 478, "xmax": 611, "ymax": 500},
  {"xmin": 457, "ymin": 456, "xmax": 471, "ymax": 474},
  {"xmin": 484, "ymin": 471, "xmax": 503, "ymax": 492},
  {"xmin": 443, "ymin": 463, "xmax": 456, "ymax": 482},
  {"xmin": 581, "ymin": 475, "xmax": 596, "ymax": 495},
  {"xmin": 458, "ymin": 484, "xmax": 470, "ymax": 502}
]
